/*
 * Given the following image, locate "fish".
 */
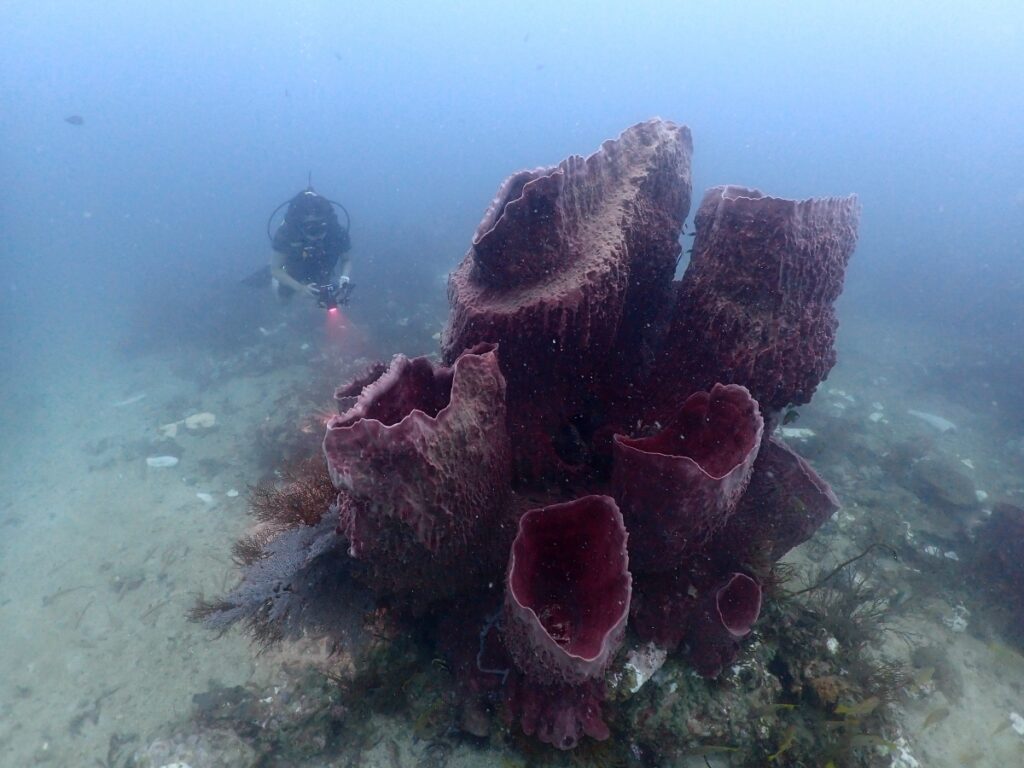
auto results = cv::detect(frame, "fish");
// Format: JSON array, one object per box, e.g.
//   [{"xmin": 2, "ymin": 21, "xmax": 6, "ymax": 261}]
[
  {"xmin": 783, "ymin": 408, "xmax": 800, "ymax": 425},
  {"xmin": 850, "ymin": 734, "xmax": 899, "ymax": 751},
  {"xmin": 991, "ymin": 717, "xmax": 1012, "ymax": 736},
  {"xmin": 921, "ymin": 706, "xmax": 950, "ymax": 730},
  {"xmin": 681, "ymin": 745, "xmax": 740, "ymax": 757},
  {"xmin": 112, "ymin": 393, "xmax": 146, "ymax": 407},
  {"xmin": 767, "ymin": 725, "xmax": 796, "ymax": 762},
  {"xmin": 835, "ymin": 696, "xmax": 880, "ymax": 718},
  {"xmin": 910, "ymin": 666, "xmax": 935, "ymax": 688},
  {"xmin": 753, "ymin": 702, "xmax": 798, "ymax": 717},
  {"xmin": 989, "ymin": 642, "xmax": 1024, "ymax": 669},
  {"xmin": 65, "ymin": 114, "xmax": 84, "ymax": 125}
]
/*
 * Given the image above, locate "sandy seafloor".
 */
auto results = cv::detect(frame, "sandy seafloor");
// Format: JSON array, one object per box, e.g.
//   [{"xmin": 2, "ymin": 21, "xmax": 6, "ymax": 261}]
[{"xmin": 2, "ymin": 301, "xmax": 1024, "ymax": 768}]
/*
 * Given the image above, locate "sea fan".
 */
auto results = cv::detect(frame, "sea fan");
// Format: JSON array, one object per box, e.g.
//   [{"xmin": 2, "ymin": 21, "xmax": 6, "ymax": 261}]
[{"xmin": 192, "ymin": 505, "xmax": 372, "ymax": 647}]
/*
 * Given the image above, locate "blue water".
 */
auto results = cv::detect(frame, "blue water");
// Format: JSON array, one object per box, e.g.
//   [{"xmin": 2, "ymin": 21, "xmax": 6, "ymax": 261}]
[{"xmin": 4, "ymin": 2, "xmax": 1022, "ymax": 350}]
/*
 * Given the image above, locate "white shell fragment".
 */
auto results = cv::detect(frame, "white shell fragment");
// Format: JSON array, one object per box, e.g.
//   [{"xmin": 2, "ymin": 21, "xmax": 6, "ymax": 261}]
[
  {"xmin": 184, "ymin": 412, "xmax": 216, "ymax": 430},
  {"xmin": 828, "ymin": 388, "xmax": 856, "ymax": 403},
  {"xmin": 226, "ymin": 489, "xmax": 239, "ymax": 498},
  {"xmin": 160, "ymin": 412, "xmax": 216, "ymax": 438},
  {"xmin": 907, "ymin": 409, "xmax": 956, "ymax": 433},
  {"xmin": 146, "ymin": 456, "xmax": 179, "ymax": 468},
  {"xmin": 624, "ymin": 643, "xmax": 667, "ymax": 693},
  {"xmin": 780, "ymin": 427, "xmax": 816, "ymax": 440},
  {"xmin": 890, "ymin": 737, "xmax": 921, "ymax": 768},
  {"xmin": 943, "ymin": 604, "xmax": 970, "ymax": 633},
  {"xmin": 1010, "ymin": 711, "xmax": 1024, "ymax": 736},
  {"xmin": 196, "ymin": 492, "xmax": 215, "ymax": 505}
]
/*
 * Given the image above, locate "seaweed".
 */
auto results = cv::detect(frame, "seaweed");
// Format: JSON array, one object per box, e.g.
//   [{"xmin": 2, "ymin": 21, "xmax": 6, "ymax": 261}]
[
  {"xmin": 862, "ymin": 659, "xmax": 911, "ymax": 705},
  {"xmin": 250, "ymin": 456, "xmax": 336, "ymax": 531},
  {"xmin": 789, "ymin": 543, "xmax": 912, "ymax": 653},
  {"xmin": 231, "ymin": 527, "xmax": 276, "ymax": 566},
  {"xmin": 226, "ymin": 457, "xmax": 336, "ymax": 567},
  {"xmin": 803, "ymin": 568, "xmax": 894, "ymax": 651},
  {"xmin": 733, "ymin": 548, "xmax": 913, "ymax": 767},
  {"xmin": 762, "ymin": 561, "xmax": 799, "ymax": 599},
  {"xmin": 332, "ymin": 624, "xmax": 430, "ymax": 719}
]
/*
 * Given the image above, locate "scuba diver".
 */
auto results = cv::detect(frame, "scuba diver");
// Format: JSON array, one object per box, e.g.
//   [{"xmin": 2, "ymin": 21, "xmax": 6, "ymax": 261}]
[{"xmin": 266, "ymin": 182, "xmax": 354, "ymax": 309}]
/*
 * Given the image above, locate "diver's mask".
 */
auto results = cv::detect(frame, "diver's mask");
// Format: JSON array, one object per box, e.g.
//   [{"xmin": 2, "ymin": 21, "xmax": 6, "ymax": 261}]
[{"xmin": 300, "ymin": 215, "xmax": 329, "ymax": 241}]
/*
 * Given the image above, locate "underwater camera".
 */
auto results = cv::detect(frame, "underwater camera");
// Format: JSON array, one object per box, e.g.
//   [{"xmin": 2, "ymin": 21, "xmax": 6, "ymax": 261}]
[{"xmin": 316, "ymin": 279, "xmax": 354, "ymax": 310}]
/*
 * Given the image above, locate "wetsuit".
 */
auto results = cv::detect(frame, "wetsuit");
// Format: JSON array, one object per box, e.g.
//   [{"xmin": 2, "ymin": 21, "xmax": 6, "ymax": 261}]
[{"xmin": 271, "ymin": 214, "xmax": 350, "ymax": 297}]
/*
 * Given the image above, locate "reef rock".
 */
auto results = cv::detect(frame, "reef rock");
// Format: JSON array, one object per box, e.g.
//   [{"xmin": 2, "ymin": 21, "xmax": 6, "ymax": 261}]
[
  {"xmin": 972, "ymin": 502, "xmax": 1024, "ymax": 642},
  {"xmin": 975, "ymin": 503, "xmax": 1024, "ymax": 585},
  {"xmin": 443, "ymin": 119, "xmax": 693, "ymax": 482},
  {"xmin": 909, "ymin": 455, "xmax": 978, "ymax": 511}
]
